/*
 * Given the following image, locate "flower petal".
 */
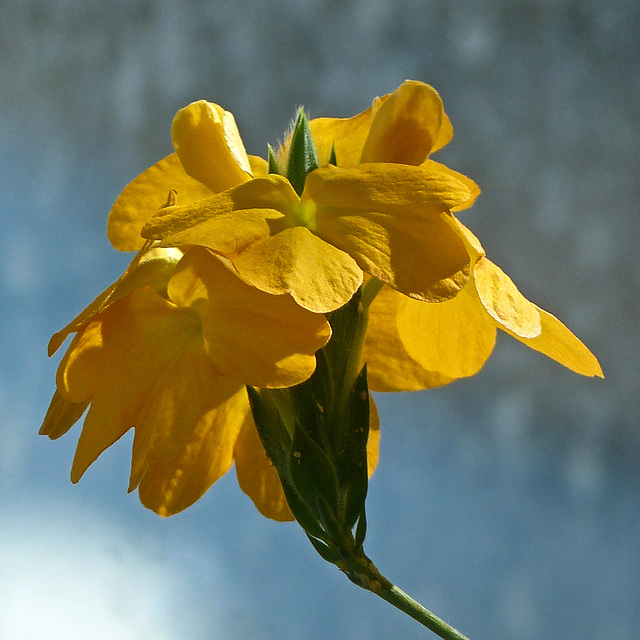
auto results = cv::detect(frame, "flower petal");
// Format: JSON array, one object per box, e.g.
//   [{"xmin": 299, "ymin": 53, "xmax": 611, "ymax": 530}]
[
  {"xmin": 232, "ymin": 227, "xmax": 363, "ymax": 313},
  {"xmin": 48, "ymin": 247, "xmax": 182, "ymax": 356},
  {"xmin": 363, "ymin": 286, "xmax": 457, "ymax": 391},
  {"xmin": 505, "ymin": 306, "xmax": 604, "ymax": 377},
  {"xmin": 127, "ymin": 343, "xmax": 231, "ymax": 491},
  {"xmin": 308, "ymin": 105, "xmax": 376, "ymax": 167},
  {"xmin": 142, "ymin": 174, "xmax": 297, "ymax": 253},
  {"xmin": 168, "ymin": 247, "xmax": 332, "ymax": 387},
  {"xmin": 59, "ymin": 288, "xmax": 201, "ymax": 482},
  {"xmin": 474, "ymin": 258, "xmax": 542, "ymax": 338},
  {"xmin": 397, "ymin": 282, "xmax": 497, "ymax": 380},
  {"xmin": 361, "ymin": 80, "xmax": 452, "ymax": 164},
  {"xmin": 308, "ymin": 164, "xmax": 471, "ymax": 301},
  {"xmin": 108, "ymin": 154, "xmax": 213, "ymax": 252},
  {"xmin": 39, "ymin": 390, "xmax": 89, "ymax": 440},
  {"xmin": 138, "ymin": 383, "xmax": 249, "ymax": 517},
  {"xmin": 234, "ymin": 415, "xmax": 294, "ymax": 521},
  {"xmin": 171, "ymin": 100, "xmax": 252, "ymax": 193}
]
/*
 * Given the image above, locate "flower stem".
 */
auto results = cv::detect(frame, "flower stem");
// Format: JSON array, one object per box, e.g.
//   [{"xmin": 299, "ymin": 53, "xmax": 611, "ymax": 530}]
[
  {"xmin": 338, "ymin": 548, "xmax": 471, "ymax": 640},
  {"xmin": 376, "ymin": 584, "xmax": 471, "ymax": 640}
]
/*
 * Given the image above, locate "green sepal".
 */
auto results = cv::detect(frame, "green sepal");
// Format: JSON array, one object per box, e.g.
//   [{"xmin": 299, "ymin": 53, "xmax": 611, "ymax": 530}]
[
  {"xmin": 267, "ymin": 144, "xmax": 280, "ymax": 175},
  {"xmin": 335, "ymin": 364, "xmax": 370, "ymax": 531},
  {"xmin": 287, "ymin": 107, "xmax": 319, "ymax": 196},
  {"xmin": 306, "ymin": 534, "xmax": 342, "ymax": 564},
  {"xmin": 354, "ymin": 509, "xmax": 367, "ymax": 553},
  {"xmin": 328, "ymin": 142, "xmax": 337, "ymax": 166}
]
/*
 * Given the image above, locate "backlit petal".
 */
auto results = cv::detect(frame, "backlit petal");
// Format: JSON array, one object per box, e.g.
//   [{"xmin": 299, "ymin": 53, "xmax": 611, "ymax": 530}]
[
  {"xmin": 308, "ymin": 106, "xmax": 376, "ymax": 167},
  {"xmin": 506, "ymin": 306, "xmax": 604, "ymax": 377},
  {"xmin": 234, "ymin": 415, "xmax": 294, "ymax": 521},
  {"xmin": 363, "ymin": 286, "xmax": 456, "ymax": 391},
  {"xmin": 108, "ymin": 154, "xmax": 213, "ymax": 252},
  {"xmin": 397, "ymin": 282, "xmax": 497, "ymax": 380},
  {"xmin": 39, "ymin": 390, "xmax": 89, "ymax": 440},
  {"xmin": 138, "ymin": 383, "xmax": 249, "ymax": 516},
  {"xmin": 48, "ymin": 246, "xmax": 182, "ymax": 356},
  {"xmin": 361, "ymin": 80, "xmax": 450, "ymax": 164},
  {"xmin": 232, "ymin": 227, "xmax": 363, "ymax": 313},
  {"xmin": 171, "ymin": 100, "xmax": 252, "ymax": 193},
  {"xmin": 474, "ymin": 258, "xmax": 541, "ymax": 338}
]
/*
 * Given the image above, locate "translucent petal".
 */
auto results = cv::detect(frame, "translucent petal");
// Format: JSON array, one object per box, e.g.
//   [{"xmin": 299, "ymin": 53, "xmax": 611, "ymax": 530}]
[
  {"xmin": 48, "ymin": 246, "xmax": 182, "ymax": 356},
  {"xmin": 169, "ymin": 247, "xmax": 332, "ymax": 387},
  {"xmin": 232, "ymin": 227, "xmax": 363, "ymax": 313},
  {"xmin": 108, "ymin": 154, "xmax": 213, "ymax": 252},
  {"xmin": 308, "ymin": 106, "xmax": 376, "ymax": 167},
  {"xmin": 506, "ymin": 306, "xmax": 604, "ymax": 377},
  {"xmin": 361, "ymin": 80, "xmax": 450, "ymax": 165},
  {"xmin": 171, "ymin": 100, "xmax": 252, "ymax": 193},
  {"xmin": 138, "ymin": 383, "xmax": 249, "ymax": 517},
  {"xmin": 474, "ymin": 258, "xmax": 542, "ymax": 338},
  {"xmin": 397, "ymin": 283, "xmax": 497, "ymax": 380},
  {"xmin": 39, "ymin": 390, "xmax": 89, "ymax": 440},
  {"xmin": 363, "ymin": 286, "xmax": 457, "ymax": 391},
  {"xmin": 234, "ymin": 415, "xmax": 294, "ymax": 522},
  {"xmin": 127, "ymin": 344, "xmax": 228, "ymax": 491},
  {"xmin": 308, "ymin": 164, "xmax": 471, "ymax": 301},
  {"xmin": 62, "ymin": 289, "xmax": 201, "ymax": 482}
]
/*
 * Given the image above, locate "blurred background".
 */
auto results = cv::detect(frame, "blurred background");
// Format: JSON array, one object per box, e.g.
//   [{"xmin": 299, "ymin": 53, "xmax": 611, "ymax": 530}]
[{"xmin": 1, "ymin": 1, "xmax": 638, "ymax": 638}]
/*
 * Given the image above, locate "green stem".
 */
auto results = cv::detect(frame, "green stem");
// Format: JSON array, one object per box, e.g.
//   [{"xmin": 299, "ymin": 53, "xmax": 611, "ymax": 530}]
[
  {"xmin": 377, "ymin": 584, "xmax": 471, "ymax": 640},
  {"xmin": 338, "ymin": 549, "xmax": 471, "ymax": 640}
]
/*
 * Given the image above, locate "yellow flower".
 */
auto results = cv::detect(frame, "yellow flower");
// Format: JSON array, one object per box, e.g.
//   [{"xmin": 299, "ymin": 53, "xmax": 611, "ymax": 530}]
[
  {"xmin": 41, "ymin": 246, "xmax": 338, "ymax": 519},
  {"xmin": 107, "ymin": 100, "xmax": 268, "ymax": 252},
  {"xmin": 140, "ymin": 81, "xmax": 476, "ymax": 313},
  {"xmin": 363, "ymin": 218, "xmax": 603, "ymax": 391}
]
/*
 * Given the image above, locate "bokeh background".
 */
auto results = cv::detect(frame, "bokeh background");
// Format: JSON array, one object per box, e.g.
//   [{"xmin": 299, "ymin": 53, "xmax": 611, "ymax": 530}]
[{"xmin": 1, "ymin": 1, "xmax": 638, "ymax": 638}]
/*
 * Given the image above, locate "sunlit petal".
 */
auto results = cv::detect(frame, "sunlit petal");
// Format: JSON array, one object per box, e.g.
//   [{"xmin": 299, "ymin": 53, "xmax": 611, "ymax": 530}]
[
  {"xmin": 108, "ymin": 154, "xmax": 213, "ymax": 252},
  {"xmin": 171, "ymin": 100, "xmax": 252, "ymax": 193},
  {"xmin": 138, "ymin": 382, "xmax": 249, "ymax": 517},
  {"xmin": 474, "ymin": 258, "xmax": 541, "ymax": 338},
  {"xmin": 361, "ymin": 80, "xmax": 450, "ymax": 164},
  {"xmin": 363, "ymin": 286, "xmax": 456, "ymax": 391},
  {"xmin": 506, "ymin": 306, "xmax": 604, "ymax": 377},
  {"xmin": 169, "ymin": 247, "xmax": 332, "ymax": 387},
  {"xmin": 232, "ymin": 227, "xmax": 363, "ymax": 313},
  {"xmin": 234, "ymin": 415, "xmax": 294, "ymax": 521}
]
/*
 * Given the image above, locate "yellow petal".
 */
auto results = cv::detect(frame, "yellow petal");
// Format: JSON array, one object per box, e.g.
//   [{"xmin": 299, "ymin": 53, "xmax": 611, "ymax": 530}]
[
  {"xmin": 48, "ymin": 246, "xmax": 182, "ymax": 356},
  {"xmin": 62, "ymin": 289, "xmax": 200, "ymax": 482},
  {"xmin": 234, "ymin": 414, "xmax": 294, "ymax": 522},
  {"xmin": 308, "ymin": 105, "xmax": 377, "ymax": 167},
  {"xmin": 366, "ymin": 396, "xmax": 381, "ymax": 476},
  {"xmin": 474, "ymin": 258, "xmax": 542, "ymax": 338},
  {"xmin": 249, "ymin": 154, "xmax": 269, "ymax": 177},
  {"xmin": 171, "ymin": 100, "xmax": 252, "ymax": 193},
  {"xmin": 397, "ymin": 282, "xmax": 497, "ymax": 380},
  {"xmin": 138, "ymin": 383, "xmax": 249, "ymax": 517},
  {"xmin": 361, "ymin": 80, "xmax": 451, "ymax": 164},
  {"xmin": 39, "ymin": 390, "xmax": 89, "ymax": 440},
  {"xmin": 142, "ymin": 174, "xmax": 298, "ymax": 253},
  {"xmin": 308, "ymin": 164, "xmax": 471, "ymax": 301},
  {"xmin": 168, "ymin": 247, "xmax": 332, "ymax": 388},
  {"xmin": 363, "ymin": 286, "xmax": 457, "ymax": 391},
  {"xmin": 506, "ymin": 306, "xmax": 604, "ymax": 377},
  {"xmin": 108, "ymin": 154, "xmax": 213, "ymax": 252},
  {"xmin": 232, "ymin": 226, "xmax": 363, "ymax": 313},
  {"xmin": 127, "ymin": 343, "xmax": 227, "ymax": 491}
]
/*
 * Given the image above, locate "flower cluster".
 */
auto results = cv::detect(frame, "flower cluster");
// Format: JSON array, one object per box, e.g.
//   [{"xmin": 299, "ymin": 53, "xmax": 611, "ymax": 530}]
[{"xmin": 42, "ymin": 80, "xmax": 602, "ymax": 522}]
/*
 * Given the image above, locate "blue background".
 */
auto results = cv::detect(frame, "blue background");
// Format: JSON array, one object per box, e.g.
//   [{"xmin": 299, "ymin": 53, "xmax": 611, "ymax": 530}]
[{"xmin": 1, "ymin": 2, "xmax": 638, "ymax": 638}]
